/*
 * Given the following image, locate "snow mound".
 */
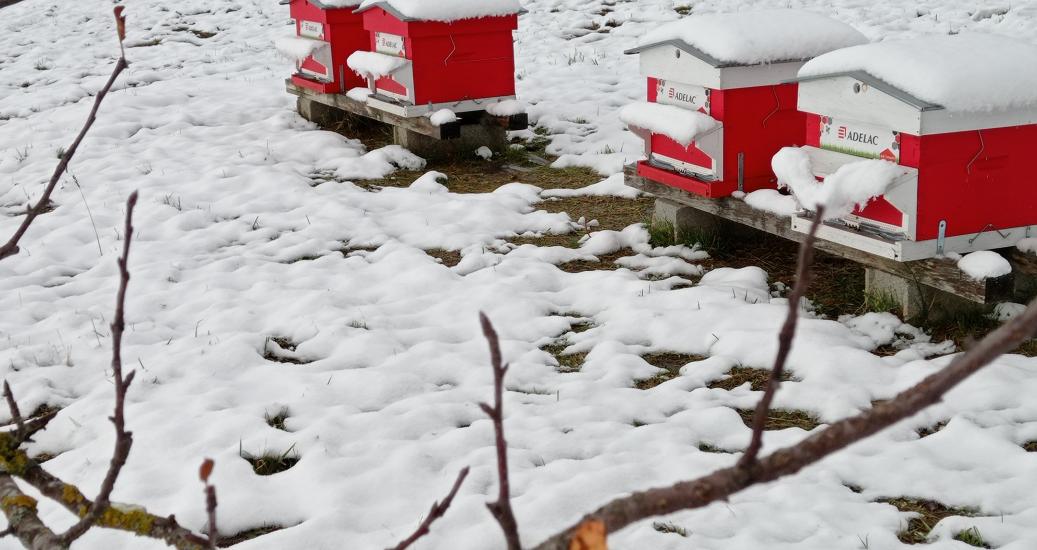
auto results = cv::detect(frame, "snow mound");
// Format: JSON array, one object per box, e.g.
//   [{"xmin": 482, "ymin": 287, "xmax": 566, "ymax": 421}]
[
  {"xmin": 347, "ymin": 51, "xmax": 407, "ymax": 79},
  {"xmin": 541, "ymin": 174, "xmax": 641, "ymax": 200},
  {"xmin": 744, "ymin": 189, "xmax": 798, "ymax": 216},
  {"xmin": 958, "ymin": 251, "xmax": 1011, "ymax": 281},
  {"xmin": 800, "ymin": 33, "xmax": 1037, "ymax": 112},
  {"xmin": 274, "ymin": 36, "xmax": 328, "ymax": 61},
  {"xmin": 356, "ymin": 0, "xmax": 523, "ymax": 22},
  {"xmin": 429, "ymin": 109, "xmax": 458, "ymax": 127},
  {"xmin": 619, "ymin": 102, "xmax": 718, "ymax": 147},
  {"xmin": 772, "ymin": 147, "xmax": 907, "ymax": 219},
  {"xmin": 346, "ymin": 87, "xmax": 373, "ymax": 103},
  {"xmin": 637, "ymin": 10, "xmax": 867, "ymax": 65},
  {"xmin": 316, "ymin": 0, "xmax": 362, "ymax": 7},
  {"xmin": 487, "ymin": 100, "xmax": 527, "ymax": 117}
]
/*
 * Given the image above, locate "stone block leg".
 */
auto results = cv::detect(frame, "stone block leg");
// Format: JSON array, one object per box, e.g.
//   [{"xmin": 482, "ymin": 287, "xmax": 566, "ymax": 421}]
[
  {"xmin": 865, "ymin": 268, "xmax": 926, "ymax": 320},
  {"xmin": 393, "ymin": 124, "xmax": 507, "ymax": 161}
]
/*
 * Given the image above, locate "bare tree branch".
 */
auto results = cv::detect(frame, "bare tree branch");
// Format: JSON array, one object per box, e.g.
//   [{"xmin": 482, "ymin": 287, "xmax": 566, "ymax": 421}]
[
  {"xmin": 739, "ymin": 208, "xmax": 824, "ymax": 468},
  {"xmin": 531, "ymin": 222, "xmax": 1037, "ymax": 550},
  {"xmin": 0, "ymin": 475, "xmax": 64, "ymax": 550},
  {"xmin": 59, "ymin": 191, "xmax": 138, "ymax": 544},
  {"xmin": 0, "ymin": 6, "xmax": 129, "ymax": 262},
  {"xmin": 478, "ymin": 313, "xmax": 521, "ymax": 550},
  {"xmin": 387, "ymin": 467, "xmax": 470, "ymax": 550}
]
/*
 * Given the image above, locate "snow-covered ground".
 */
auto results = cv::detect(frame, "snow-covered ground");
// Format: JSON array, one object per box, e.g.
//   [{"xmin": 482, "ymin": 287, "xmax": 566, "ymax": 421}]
[{"xmin": 2, "ymin": 1, "xmax": 1037, "ymax": 549}]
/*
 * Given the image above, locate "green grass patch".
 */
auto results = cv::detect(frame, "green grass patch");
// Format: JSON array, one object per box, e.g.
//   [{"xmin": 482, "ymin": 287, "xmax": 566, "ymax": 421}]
[{"xmin": 954, "ymin": 527, "xmax": 991, "ymax": 548}]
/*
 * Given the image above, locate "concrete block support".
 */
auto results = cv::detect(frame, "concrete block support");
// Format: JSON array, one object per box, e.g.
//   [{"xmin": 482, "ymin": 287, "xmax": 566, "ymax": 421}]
[{"xmin": 392, "ymin": 124, "xmax": 507, "ymax": 161}]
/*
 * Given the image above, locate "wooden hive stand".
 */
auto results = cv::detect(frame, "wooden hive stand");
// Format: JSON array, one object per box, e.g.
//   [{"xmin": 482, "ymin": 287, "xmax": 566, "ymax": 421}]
[
  {"xmin": 288, "ymin": 80, "xmax": 528, "ymax": 160},
  {"xmin": 627, "ymin": 164, "xmax": 1037, "ymax": 320}
]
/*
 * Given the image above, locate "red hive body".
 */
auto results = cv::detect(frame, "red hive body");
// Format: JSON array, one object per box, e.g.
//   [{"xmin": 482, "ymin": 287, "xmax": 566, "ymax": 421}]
[
  {"xmin": 641, "ymin": 74, "xmax": 804, "ymax": 198},
  {"xmin": 285, "ymin": 0, "xmax": 368, "ymax": 94},
  {"xmin": 794, "ymin": 56, "xmax": 1037, "ymax": 261},
  {"xmin": 353, "ymin": 2, "xmax": 519, "ymax": 116}
]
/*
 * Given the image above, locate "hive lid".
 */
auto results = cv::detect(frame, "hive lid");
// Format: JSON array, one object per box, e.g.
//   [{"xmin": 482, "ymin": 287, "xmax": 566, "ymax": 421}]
[
  {"xmin": 626, "ymin": 10, "xmax": 867, "ymax": 67},
  {"xmin": 798, "ymin": 33, "xmax": 1037, "ymax": 113},
  {"xmin": 354, "ymin": 0, "xmax": 525, "ymax": 23}
]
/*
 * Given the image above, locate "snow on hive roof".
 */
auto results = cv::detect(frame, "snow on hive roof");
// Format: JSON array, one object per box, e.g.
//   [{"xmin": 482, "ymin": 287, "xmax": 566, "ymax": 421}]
[
  {"xmin": 630, "ymin": 10, "xmax": 867, "ymax": 67},
  {"xmin": 354, "ymin": 0, "xmax": 523, "ymax": 22},
  {"xmin": 799, "ymin": 34, "xmax": 1037, "ymax": 113},
  {"xmin": 304, "ymin": 0, "xmax": 363, "ymax": 8}
]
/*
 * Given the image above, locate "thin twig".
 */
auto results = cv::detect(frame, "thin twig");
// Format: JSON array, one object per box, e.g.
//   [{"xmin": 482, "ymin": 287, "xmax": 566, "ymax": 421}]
[
  {"xmin": 739, "ymin": 207, "xmax": 825, "ymax": 468},
  {"xmin": 387, "ymin": 467, "xmax": 471, "ymax": 550},
  {"xmin": 0, "ymin": 7, "xmax": 128, "ymax": 262},
  {"xmin": 2, "ymin": 382, "xmax": 27, "ymax": 441},
  {"xmin": 60, "ymin": 191, "xmax": 139, "ymax": 544},
  {"xmin": 531, "ymin": 225, "xmax": 1037, "ymax": 550},
  {"xmin": 71, "ymin": 174, "xmax": 104, "ymax": 257},
  {"xmin": 478, "ymin": 313, "xmax": 522, "ymax": 550},
  {"xmin": 199, "ymin": 459, "xmax": 218, "ymax": 549}
]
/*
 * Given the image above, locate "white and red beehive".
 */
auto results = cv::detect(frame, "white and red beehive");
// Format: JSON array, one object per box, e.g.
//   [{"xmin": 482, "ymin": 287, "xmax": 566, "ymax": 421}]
[
  {"xmin": 787, "ymin": 34, "xmax": 1037, "ymax": 261},
  {"xmin": 280, "ymin": 0, "xmax": 369, "ymax": 94},
  {"xmin": 622, "ymin": 10, "xmax": 867, "ymax": 198},
  {"xmin": 346, "ymin": 0, "xmax": 524, "ymax": 117}
]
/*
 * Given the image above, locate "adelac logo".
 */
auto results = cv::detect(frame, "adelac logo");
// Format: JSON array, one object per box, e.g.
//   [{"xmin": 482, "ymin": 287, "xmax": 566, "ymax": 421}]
[{"xmin": 837, "ymin": 126, "xmax": 880, "ymax": 146}]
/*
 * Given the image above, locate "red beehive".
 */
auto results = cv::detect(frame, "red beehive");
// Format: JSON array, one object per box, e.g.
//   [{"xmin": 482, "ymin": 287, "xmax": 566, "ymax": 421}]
[
  {"xmin": 347, "ymin": 0, "xmax": 524, "ymax": 117},
  {"xmin": 790, "ymin": 34, "xmax": 1037, "ymax": 261},
  {"xmin": 622, "ymin": 10, "xmax": 867, "ymax": 198},
  {"xmin": 281, "ymin": 0, "xmax": 368, "ymax": 94}
]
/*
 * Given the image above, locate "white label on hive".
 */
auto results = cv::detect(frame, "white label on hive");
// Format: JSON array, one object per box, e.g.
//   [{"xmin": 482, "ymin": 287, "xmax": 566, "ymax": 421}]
[
  {"xmin": 819, "ymin": 116, "xmax": 901, "ymax": 162},
  {"xmin": 375, "ymin": 32, "xmax": 406, "ymax": 57},
  {"xmin": 655, "ymin": 80, "xmax": 710, "ymax": 114},
  {"xmin": 299, "ymin": 20, "xmax": 324, "ymax": 39}
]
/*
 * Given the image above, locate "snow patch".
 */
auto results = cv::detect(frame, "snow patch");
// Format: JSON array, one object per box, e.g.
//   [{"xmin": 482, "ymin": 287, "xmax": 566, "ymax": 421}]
[
  {"xmin": 744, "ymin": 189, "xmax": 798, "ymax": 216},
  {"xmin": 542, "ymin": 174, "xmax": 641, "ymax": 199},
  {"xmin": 958, "ymin": 251, "xmax": 1012, "ymax": 281},
  {"xmin": 486, "ymin": 100, "xmax": 527, "ymax": 117}
]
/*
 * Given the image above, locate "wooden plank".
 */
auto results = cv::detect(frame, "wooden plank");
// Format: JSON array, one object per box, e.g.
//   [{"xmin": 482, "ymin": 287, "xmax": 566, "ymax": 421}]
[
  {"xmin": 626, "ymin": 165, "xmax": 1013, "ymax": 304},
  {"xmin": 286, "ymin": 80, "xmax": 528, "ymax": 140}
]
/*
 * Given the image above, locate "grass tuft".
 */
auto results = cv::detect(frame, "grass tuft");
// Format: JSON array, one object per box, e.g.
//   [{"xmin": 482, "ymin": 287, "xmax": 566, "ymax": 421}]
[
  {"xmin": 241, "ymin": 443, "xmax": 300, "ymax": 476},
  {"xmin": 708, "ymin": 366, "xmax": 791, "ymax": 391},
  {"xmin": 265, "ymin": 408, "xmax": 290, "ymax": 431},
  {"xmin": 635, "ymin": 353, "xmax": 704, "ymax": 389},
  {"xmin": 880, "ymin": 497, "xmax": 979, "ymax": 545},
  {"xmin": 735, "ymin": 408, "xmax": 820, "ymax": 431},
  {"xmin": 953, "ymin": 527, "xmax": 991, "ymax": 548}
]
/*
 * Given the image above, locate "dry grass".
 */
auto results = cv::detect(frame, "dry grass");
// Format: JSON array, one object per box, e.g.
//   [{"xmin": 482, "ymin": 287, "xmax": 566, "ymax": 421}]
[
  {"xmin": 265, "ymin": 407, "xmax": 290, "ymax": 432},
  {"xmin": 916, "ymin": 420, "xmax": 948, "ymax": 439},
  {"xmin": 735, "ymin": 408, "xmax": 820, "ymax": 431},
  {"xmin": 1023, "ymin": 441, "xmax": 1037, "ymax": 452},
  {"xmin": 541, "ymin": 342, "xmax": 587, "ymax": 373},
  {"xmin": 425, "ymin": 249, "xmax": 462, "ymax": 267},
  {"xmin": 708, "ymin": 366, "xmax": 791, "ymax": 392},
  {"xmin": 241, "ymin": 444, "xmax": 300, "ymax": 476},
  {"xmin": 635, "ymin": 353, "xmax": 704, "ymax": 389},
  {"xmin": 879, "ymin": 498, "xmax": 979, "ymax": 545}
]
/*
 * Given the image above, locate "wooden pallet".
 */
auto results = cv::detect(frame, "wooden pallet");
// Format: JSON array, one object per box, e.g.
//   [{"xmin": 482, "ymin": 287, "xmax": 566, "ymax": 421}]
[{"xmin": 626, "ymin": 164, "xmax": 1020, "ymax": 305}]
